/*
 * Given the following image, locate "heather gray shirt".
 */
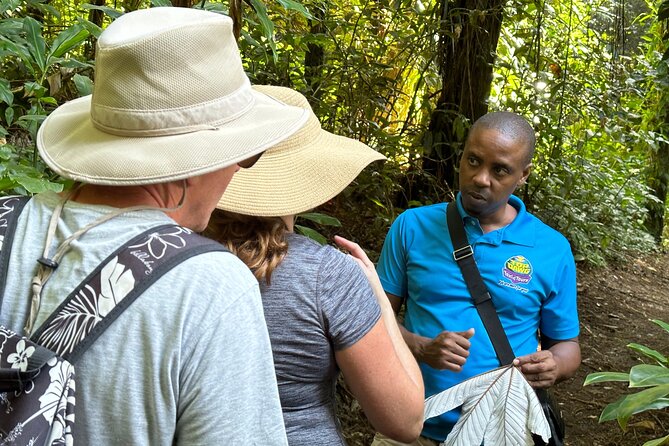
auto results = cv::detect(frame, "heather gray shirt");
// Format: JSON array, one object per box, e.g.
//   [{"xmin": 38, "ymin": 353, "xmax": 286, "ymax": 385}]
[
  {"xmin": 261, "ymin": 233, "xmax": 381, "ymax": 446},
  {"xmin": 0, "ymin": 192, "xmax": 288, "ymax": 446}
]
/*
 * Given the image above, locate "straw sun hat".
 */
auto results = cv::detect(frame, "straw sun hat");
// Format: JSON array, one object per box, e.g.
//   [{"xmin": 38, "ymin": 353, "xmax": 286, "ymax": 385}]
[
  {"xmin": 216, "ymin": 85, "xmax": 386, "ymax": 217},
  {"xmin": 37, "ymin": 7, "xmax": 309, "ymax": 185}
]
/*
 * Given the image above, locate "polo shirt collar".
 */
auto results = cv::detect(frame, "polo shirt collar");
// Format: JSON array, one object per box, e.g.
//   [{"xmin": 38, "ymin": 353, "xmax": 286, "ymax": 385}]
[{"xmin": 455, "ymin": 192, "xmax": 535, "ymax": 247}]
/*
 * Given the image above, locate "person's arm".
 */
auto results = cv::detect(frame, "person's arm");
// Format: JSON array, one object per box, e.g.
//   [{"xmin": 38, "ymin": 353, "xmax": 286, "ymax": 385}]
[
  {"xmin": 385, "ymin": 291, "xmax": 475, "ymax": 372},
  {"xmin": 334, "ymin": 236, "xmax": 422, "ymax": 388},
  {"xmin": 333, "ymin": 236, "xmax": 423, "ymax": 442},
  {"xmin": 514, "ymin": 336, "xmax": 581, "ymax": 388},
  {"xmin": 516, "ymin": 244, "xmax": 581, "ymax": 389}
]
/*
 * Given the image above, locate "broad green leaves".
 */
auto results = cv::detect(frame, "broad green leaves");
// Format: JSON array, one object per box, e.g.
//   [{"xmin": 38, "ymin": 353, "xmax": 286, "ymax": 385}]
[
  {"xmin": 584, "ymin": 320, "xmax": 669, "ymax": 446},
  {"xmin": 0, "ymin": 144, "xmax": 63, "ymax": 194},
  {"xmin": 295, "ymin": 212, "xmax": 342, "ymax": 244}
]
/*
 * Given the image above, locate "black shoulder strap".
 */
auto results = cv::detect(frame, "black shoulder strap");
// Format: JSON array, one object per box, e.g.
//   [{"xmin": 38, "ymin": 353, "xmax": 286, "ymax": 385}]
[
  {"xmin": 446, "ymin": 201, "xmax": 515, "ymax": 365},
  {"xmin": 0, "ymin": 195, "xmax": 31, "ymax": 309},
  {"xmin": 30, "ymin": 224, "xmax": 227, "ymax": 362}
]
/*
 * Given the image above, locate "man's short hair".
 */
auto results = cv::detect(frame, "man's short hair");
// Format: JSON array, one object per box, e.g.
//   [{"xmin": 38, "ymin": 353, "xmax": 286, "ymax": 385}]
[{"xmin": 468, "ymin": 111, "xmax": 536, "ymax": 164}]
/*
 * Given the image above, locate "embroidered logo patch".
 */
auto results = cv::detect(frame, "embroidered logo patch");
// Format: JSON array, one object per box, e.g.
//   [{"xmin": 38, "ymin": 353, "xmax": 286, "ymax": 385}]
[{"xmin": 502, "ymin": 255, "xmax": 533, "ymax": 284}]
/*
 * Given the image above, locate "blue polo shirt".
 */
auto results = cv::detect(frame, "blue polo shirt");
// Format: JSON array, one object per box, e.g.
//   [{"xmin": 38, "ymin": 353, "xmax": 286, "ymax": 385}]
[{"xmin": 377, "ymin": 193, "xmax": 579, "ymax": 441}]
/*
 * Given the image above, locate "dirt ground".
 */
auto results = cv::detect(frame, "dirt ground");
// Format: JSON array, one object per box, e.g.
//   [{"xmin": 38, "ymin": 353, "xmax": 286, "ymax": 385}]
[{"xmin": 337, "ymin": 250, "xmax": 669, "ymax": 446}]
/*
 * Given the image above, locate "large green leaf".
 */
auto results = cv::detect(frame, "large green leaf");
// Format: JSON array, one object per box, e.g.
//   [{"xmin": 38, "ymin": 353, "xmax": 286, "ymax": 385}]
[
  {"xmin": 652, "ymin": 319, "xmax": 669, "ymax": 335},
  {"xmin": 629, "ymin": 364, "xmax": 669, "ymax": 388},
  {"xmin": 0, "ymin": 0, "xmax": 21, "ymax": 13},
  {"xmin": 48, "ymin": 24, "xmax": 89, "ymax": 60},
  {"xmin": 600, "ymin": 384, "xmax": 669, "ymax": 430},
  {"xmin": 294, "ymin": 224, "xmax": 327, "ymax": 245},
  {"xmin": 0, "ymin": 36, "xmax": 35, "ymax": 77},
  {"xmin": 5, "ymin": 106, "xmax": 13, "ymax": 126},
  {"xmin": 643, "ymin": 434, "xmax": 669, "ymax": 446},
  {"xmin": 298, "ymin": 212, "xmax": 341, "ymax": 227},
  {"xmin": 73, "ymin": 74, "xmax": 93, "ymax": 96},
  {"xmin": 248, "ymin": 0, "xmax": 277, "ymax": 61},
  {"xmin": 78, "ymin": 18, "xmax": 103, "ymax": 39},
  {"xmin": 583, "ymin": 372, "xmax": 629, "ymax": 386},
  {"xmin": 80, "ymin": 3, "xmax": 124, "ymax": 19},
  {"xmin": 0, "ymin": 16, "xmax": 23, "ymax": 34},
  {"xmin": 627, "ymin": 343, "xmax": 668, "ymax": 366},
  {"xmin": 275, "ymin": 0, "xmax": 312, "ymax": 19},
  {"xmin": 8, "ymin": 173, "xmax": 63, "ymax": 194},
  {"xmin": 23, "ymin": 17, "xmax": 47, "ymax": 76},
  {"xmin": 0, "ymin": 78, "xmax": 12, "ymax": 105}
]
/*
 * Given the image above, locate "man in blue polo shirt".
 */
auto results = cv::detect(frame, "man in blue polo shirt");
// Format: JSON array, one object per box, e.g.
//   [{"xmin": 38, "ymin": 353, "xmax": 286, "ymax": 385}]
[{"xmin": 373, "ymin": 112, "xmax": 581, "ymax": 445}]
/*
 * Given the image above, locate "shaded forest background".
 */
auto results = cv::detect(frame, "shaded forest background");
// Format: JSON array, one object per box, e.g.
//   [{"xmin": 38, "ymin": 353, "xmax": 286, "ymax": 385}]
[
  {"xmin": 1, "ymin": 0, "xmax": 668, "ymax": 441},
  {"xmin": 1, "ymin": 0, "xmax": 668, "ymax": 263}
]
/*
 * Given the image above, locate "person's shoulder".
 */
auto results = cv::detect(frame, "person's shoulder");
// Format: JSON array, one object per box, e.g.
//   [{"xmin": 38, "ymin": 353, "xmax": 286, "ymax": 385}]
[
  {"xmin": 393, "ymin": 202, "xmax": 446, "ymax": 225},
  {"xmin": 523, "ymin": 209, "xmax": 571, "ymax": 250},
  {"xmin": 402, "ymin": 202, "xmax": 446, "ymax": 217},
  {"xmin": 289, "ymin": 233, "xmax": 366, "ymax": 272},
  {"xmin": 166, "ymin": 246, "xmax": 258, "ymax": 294},
  {"xmin": 286, "ymin": 232, "xmax": 350, "ymax": 266}
]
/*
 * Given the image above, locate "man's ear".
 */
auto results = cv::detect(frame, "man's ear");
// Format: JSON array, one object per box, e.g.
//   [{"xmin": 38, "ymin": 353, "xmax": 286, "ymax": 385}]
[{"xmin": 517, "ymin": 163, "xmax": 532, "ymax": 188}]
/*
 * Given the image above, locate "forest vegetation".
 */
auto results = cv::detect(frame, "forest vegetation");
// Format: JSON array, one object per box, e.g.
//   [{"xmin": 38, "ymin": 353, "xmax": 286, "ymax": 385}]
[
  {"xmin": 1, "ymin": 0, "xmax": 668, "ymax": 263},
  {"xmin": 1, "ymin": 0, "xmax": 668, "ymax": 442}
]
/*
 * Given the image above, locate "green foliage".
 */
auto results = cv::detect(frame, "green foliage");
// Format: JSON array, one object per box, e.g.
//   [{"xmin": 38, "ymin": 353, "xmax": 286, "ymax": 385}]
[
  {"xmin": 584, "ymin": 319, "xmax": 669, "ymax": 445},
  {"xmin": 0, "ymin": 143, "xmax": 63, "ymax": 194},
  {"xmin": 0, "ymin": 0, "xmax": 666, "ymax": 263},
  {"xmin": 0, "ymin": 0, "xmax": 95, "ymax": 196},
  {"xmin": 295, "ymin": 211, "xmax": 341, "ymax": 245},
  {"xmin": 490, "ymin": 0, "xmax": 664, "ymax": 263},
  {"xmin": 0, "ymin": 3, "xmax": 95, "ymax": 139}
]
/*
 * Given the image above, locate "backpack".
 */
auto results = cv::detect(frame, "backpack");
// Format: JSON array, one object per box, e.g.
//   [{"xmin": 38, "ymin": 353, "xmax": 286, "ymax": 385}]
[{"xmin": 0, "ymin": 195, "xmax": 226, "ymax": 445}]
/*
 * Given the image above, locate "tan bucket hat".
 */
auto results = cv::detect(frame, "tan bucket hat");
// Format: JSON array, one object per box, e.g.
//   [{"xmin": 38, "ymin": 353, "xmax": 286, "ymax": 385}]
[
  {"xmin": 37, "ymin": 7, "xmax": 309, "ymax": 185},
  {"xmin": 216, "ymin": 85, "xmax": 386, "ymax": 216}
]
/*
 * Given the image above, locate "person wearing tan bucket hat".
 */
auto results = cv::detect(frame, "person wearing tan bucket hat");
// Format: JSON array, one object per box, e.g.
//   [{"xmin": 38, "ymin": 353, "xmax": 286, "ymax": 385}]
[
  {"xmin": 0, "ymin": 7, "xmax": 308, "ymax": 445},
  {"xmin": 205, "ymin": 85, "xmax": 424, "ymax": 445}
]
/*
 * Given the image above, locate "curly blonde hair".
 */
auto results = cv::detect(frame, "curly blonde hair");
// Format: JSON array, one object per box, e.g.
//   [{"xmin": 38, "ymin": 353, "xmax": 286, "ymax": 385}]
[{"xmin": 204, "ymin": 209, "xmax": 289, "ymax": 284}]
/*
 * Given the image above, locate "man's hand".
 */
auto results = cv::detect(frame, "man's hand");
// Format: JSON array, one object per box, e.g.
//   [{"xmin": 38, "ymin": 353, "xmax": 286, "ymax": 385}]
[
  {"xmin": 418, "ymin": 329, "xmax": 475, "ymax": 371},
  {"xmin": 514, "ymin": 350, "xmax": 559, "ymax": 389}
]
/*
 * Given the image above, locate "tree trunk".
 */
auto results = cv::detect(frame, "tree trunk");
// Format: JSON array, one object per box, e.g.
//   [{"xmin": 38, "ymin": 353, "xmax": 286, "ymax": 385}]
[
  {"xmin": 304, "ymin": 5, "xmax": 326, "ymax": 100},
  {"xmin": 645, "ymin": 138, "xmax": 669, "ymax": 242},
  {"xmin": 170, "ymin": 0, "xmax": 196, "ymax": 7},
  {"xmin": 84, "ymin": 0, "xmax": 106, "ymax": 60},
  {"xmin": 417, "ymin": 0, "xmax": 506, "ymax": 199},
  {"xmin": 644, "ymin": 8, "xmax": 669, "ymax": 242}
]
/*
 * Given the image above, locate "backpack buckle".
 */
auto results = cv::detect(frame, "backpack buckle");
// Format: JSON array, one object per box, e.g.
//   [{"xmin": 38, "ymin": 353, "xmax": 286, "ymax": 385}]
[{"xmin": 453, "ymin": 245, "xmax": 473, "ymax": 261}]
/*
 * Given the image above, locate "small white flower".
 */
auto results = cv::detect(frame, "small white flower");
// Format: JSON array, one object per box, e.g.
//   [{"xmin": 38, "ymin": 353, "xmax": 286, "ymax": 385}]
[{"xmin": 7, "ymin": 339, "xmax": 35, "ymax": 372}]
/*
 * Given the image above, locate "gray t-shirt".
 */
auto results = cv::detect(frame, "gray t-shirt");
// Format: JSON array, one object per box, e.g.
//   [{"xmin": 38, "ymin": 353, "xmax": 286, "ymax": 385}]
[
  {"xmin": 0, "ymin": 192, "xmax": 288, "ymax": 446},
  {"xmin": 261, "ymin": 233, "xmax": 381, "ymax": 445}
]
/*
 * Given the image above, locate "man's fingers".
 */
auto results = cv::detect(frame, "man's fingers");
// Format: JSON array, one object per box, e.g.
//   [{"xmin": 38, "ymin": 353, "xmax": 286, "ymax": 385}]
[{"xmin": 458, "ymin": 328, "xmax": 475, "ymax": 339}]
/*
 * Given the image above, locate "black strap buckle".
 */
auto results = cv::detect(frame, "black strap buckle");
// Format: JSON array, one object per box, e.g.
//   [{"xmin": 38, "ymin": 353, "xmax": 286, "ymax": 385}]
[
  {"xmin": 452, "ymin": 245, "xmax": 473, "ymax": 261},
  {"xmin": 37, "ymin": 257, "xmax": 59, "ymax": 269}
]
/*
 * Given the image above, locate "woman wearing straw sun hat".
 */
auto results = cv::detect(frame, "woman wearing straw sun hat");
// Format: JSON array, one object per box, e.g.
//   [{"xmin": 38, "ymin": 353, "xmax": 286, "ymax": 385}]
[
  {"xmin": 1, "ymin": 7, "xmax": 310, "ymax": 446},
  {"xmin": 205, "ymin": 85, "xmax": 424, "ymax": 445}
]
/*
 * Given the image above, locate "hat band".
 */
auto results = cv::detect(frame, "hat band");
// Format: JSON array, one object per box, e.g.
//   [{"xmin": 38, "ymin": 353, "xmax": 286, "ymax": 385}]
[{"xmin": 90, "ymin": 80, "xmax": 256, "ymax": 137}]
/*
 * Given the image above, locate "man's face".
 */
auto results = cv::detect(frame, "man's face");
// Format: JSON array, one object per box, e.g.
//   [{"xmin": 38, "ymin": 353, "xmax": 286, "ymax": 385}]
[{"xmin": 458, "ymin": 127, "xmax": 532, "ymax": 221}]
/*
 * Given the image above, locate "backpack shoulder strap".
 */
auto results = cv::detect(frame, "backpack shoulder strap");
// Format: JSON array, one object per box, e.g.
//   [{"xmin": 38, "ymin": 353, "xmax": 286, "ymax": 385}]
[
  {"xmin": 446, "ymin": 201, "xmax": 516, "ymax": 365},
  {"xmin": 0, "ymin": 195, "xmax": 31, "ymax": 307},
  {"xmin": 30, "ymin": 224, "xmax": 227, "ymax": 362}
]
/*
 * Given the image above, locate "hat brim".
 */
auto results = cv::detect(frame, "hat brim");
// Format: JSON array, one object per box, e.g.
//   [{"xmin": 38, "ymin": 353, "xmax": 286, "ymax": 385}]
[
  {"xmin": 216, "ymin": 126, "xmax": 386, "ymax": 217},
  {"xmin": 37, "ymin": 90, "xmax": 309, "ymax": 185}
]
